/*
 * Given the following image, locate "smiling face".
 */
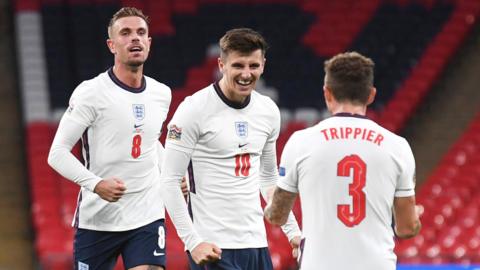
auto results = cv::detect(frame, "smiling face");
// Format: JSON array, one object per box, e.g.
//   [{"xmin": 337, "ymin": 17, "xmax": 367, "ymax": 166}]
[
  {"xmin": 218, "ymin": 49, "xmax": 265, "ymax": 103},
  {"xmin": 107, "ymin": 16, "xmax": 151, "ymax": 68}
]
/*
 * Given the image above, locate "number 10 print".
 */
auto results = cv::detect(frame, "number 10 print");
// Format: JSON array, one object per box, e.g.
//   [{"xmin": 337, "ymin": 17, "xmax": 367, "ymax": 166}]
[{"xmin": 235, "ymin": 153, "xmax": 251, "ymax": 177}]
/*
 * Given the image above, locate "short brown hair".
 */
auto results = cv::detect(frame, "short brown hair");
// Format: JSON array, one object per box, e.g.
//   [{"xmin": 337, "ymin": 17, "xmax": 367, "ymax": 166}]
[
  {"xmin": 219, "ymin": 28, "xmax": 268, "ymax": 58},
  {"xmin": 108, "ymin": 7, "xmax": 149, "ymax": 38},
  {"xmin": 324, "ymin": 52, "xmax": 375, "ymax": 105}
]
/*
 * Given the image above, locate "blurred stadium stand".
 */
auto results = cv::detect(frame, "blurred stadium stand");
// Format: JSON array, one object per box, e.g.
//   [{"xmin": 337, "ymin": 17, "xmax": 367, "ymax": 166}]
[
  {"xmin": 0, "ymin": 0, "xmax": 34, "ymax": 269},
  {"xmin": 4, "ymin": 0, "xmax": 480, "ymax": 269}
]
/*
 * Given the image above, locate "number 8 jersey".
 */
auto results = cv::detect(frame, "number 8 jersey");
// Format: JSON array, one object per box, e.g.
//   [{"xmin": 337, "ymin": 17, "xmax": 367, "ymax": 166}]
[
  {"xmin": 49, "ymin": 68, "xmax": 171, "ymax": 231},
  {"xmin": 278, "ymin": 113, "xmax": 415, "ymax": 270}
]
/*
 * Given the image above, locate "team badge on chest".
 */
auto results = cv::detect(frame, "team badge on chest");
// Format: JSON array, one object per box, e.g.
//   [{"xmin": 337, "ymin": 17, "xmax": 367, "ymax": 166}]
[
  {"xmin": 235, "ymin": 121, "xmax": 248, "ymax": 138},
  {"xmin": 132, "ymin": 104, "xmax": 145, "ymax": 121}
]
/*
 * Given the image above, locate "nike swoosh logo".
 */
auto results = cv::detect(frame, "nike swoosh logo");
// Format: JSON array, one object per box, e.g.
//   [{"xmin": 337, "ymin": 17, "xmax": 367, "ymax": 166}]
[
  {"xmin": 238, "ymin": 143, "xmax": 249, "ymax": 148},
  {"xmin": 134, "ymin": 124, "xmax": 144, "ymax": 128},
  {"xmin": 153, "ymin": 250, "xmax": 165, "ymax": 256}
]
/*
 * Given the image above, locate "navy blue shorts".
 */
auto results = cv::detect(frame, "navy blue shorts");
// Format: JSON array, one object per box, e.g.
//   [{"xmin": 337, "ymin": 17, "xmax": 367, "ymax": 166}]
[
  {"xmin": 187, "ymin": 247, "xmax": 273, "ymax": 270},
  {"xmin": 74, "ymin": 219, "xmax": 166, "ymax": 270}
]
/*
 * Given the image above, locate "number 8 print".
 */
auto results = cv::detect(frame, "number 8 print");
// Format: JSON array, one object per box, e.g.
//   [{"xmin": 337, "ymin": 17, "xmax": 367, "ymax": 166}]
[
  {"xmin": 157, "ymin": 226, "xmax": 165, "ymax": 249},
  {"xmin": 131, "ymin": 134, "xmax": 142, "ymax": 158}
]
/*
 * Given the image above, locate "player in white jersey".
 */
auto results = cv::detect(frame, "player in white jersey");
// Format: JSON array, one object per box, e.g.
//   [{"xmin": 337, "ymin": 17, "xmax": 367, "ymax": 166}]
[
  {"xmin": 48, "ymin": 7, "xmax": 172, "ymax": 270},
  {"xmin": 160, "ymin": 28, "xmax": 301, "ymax": 269},
  {"xmin": 264, "ymin": 52, "xmax": 421, "ymax": 270}
]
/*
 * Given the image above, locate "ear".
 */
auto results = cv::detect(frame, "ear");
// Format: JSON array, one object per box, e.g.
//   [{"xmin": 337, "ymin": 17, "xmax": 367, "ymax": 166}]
[
  {"xmin": 144, "ymin": 36, "xmax": 152, "ymax": 54},
  {"xmin": 107, "ymin": 39, "xmax": 115, "ymax": 54},
  {"xmin": 367, "ymin": 87, "xmax": 376, "ymax": 106},
  {"xmin": 323, "ymin": 86, "xmax": 333, "ymax": 103},
  {"xmin": 218, "ymin": 57, "xmax": 225, "ymax": 73},
  {"xmin": 259, "ymin": 57, "xmax": 266, "ymax": 74}
]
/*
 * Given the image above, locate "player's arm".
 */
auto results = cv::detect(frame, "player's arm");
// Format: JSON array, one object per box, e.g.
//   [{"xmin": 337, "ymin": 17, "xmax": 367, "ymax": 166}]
[
  {"xmin": 393, "ymin": 139, "xmax": 421, "ymax": 239},
  {"xmin": 48, "ymin": 116, "xmax": 98, "ymax": 190},
  {"xmin": 47, "ymin": 92, "xmax": 125, "ymax": 202},
  {"xmin": 259, "ymin": 140, "xmax": 302, "ymax": 243},
  {"xmin": 157, "ymin": 141, "xmax": 188, "ymax": 197},
  {"xmin": 393, "ymin": 196, "xmax": 421, "ymax": 238},
  {"xmin": 264, "ymin": 187, "xmax": 297, "ymax": 225},
  {"xmin": 159, "ymin": 146, "xmax": 221, "ymax": 264}
]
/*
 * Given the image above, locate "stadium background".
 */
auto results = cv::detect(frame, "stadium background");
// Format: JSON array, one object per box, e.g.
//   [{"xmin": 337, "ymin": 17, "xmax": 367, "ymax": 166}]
[{"xmin": 0, "ymin": 0, "xmax": 480, "ymax": 269}]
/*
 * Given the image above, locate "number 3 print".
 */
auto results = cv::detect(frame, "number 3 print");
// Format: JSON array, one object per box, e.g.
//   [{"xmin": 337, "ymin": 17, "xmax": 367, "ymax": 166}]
[{"xmin": 337, "ymin": 154, "xmax": 366, "ymax": 227}]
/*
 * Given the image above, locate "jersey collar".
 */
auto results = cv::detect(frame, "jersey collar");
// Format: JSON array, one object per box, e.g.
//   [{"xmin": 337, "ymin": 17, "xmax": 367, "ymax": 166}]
[
  {"xmin": 108, "ymin": 67, "xmax": 146, "ymax": 93},
  {"xmin": 333, "ymin": 112, "xmax": 369, "ymax": 119},
  {"xmin": 213, "ymin": 81, "xmax": 251, "ymax": 109}
]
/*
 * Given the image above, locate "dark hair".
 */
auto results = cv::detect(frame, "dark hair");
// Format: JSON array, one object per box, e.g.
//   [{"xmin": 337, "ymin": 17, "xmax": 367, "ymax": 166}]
[
  {"xmin": 108, "ymin": 7, "xmax": 149, "ymax": 38},
  {"xmin": 324, "ymin": 52, "xmax": 375, "ymax": 104},
  {"xmin": 219, "ymin": 28, "xmax": 268, "ymax": 58}
]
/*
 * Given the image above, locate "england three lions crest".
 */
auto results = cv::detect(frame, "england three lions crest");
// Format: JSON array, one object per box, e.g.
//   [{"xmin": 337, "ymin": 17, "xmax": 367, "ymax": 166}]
[
  {"xmin": 132, "ymin": 104, "xmax": 145, "ymax": 121},
  {"xmin": 235, "ymin": 121, "xmax": 248, "ymax": 138}
]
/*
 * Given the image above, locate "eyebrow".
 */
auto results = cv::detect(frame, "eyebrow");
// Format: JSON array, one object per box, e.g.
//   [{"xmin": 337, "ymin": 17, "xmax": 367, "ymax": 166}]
[{"xmin": 118, "ymin": 26, "xmax": 147, "ymax": 33}]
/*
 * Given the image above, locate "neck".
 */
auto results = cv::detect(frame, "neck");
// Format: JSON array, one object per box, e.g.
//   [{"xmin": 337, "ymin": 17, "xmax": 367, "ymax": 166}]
[
  {"xmin": 218, "ymin": 78, "xmax": 247, "ymax": 104},
  {"xmin": 112, "ymin": 64, "xmax": 144, "ymax": 88},
  {"xmin": 330, "ymin": 103, "xmax": 367, "ymax": 116}
]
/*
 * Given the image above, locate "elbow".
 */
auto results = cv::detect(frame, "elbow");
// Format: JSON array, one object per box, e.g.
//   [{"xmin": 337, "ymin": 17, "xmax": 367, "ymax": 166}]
[
  {"xmin": 396, "ymin": 220, "xmax": 421, "ymax": 239},
  {"xmin": 47, "ymin": 146, "xmax": 64, "ymax": 170},
  {"xmin": 264, "ymin": 207, "xmax": 288, "ymax": 226},
  {"xmin": 270, "ymin": 217, "xmax": 288, "ymax": 226},
  {"xmin": 47, "ymin": 148, "xmax": 56, "ymax": 168}
]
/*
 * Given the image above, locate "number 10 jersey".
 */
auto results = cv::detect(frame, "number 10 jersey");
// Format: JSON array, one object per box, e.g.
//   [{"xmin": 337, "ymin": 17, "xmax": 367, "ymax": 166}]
[{"xmin": 165, "ymin": 81, "xmax": 281, "ymax": 249}]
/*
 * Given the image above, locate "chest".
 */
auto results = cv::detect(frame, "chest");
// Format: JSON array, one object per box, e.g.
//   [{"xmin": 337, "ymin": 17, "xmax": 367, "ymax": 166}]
[
  {"xmin": 95, "ymin": 90, "xmax": 169, "ymax": 139},
  {"xmin": 196, "ymin": 111, "xmax": 272, "ymax": 156}
]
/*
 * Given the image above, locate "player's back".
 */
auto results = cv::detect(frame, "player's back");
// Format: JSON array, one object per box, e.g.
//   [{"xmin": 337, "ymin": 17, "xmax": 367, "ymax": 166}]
[{"xmin": 286, "ymin": 114, "xmax": 414, "ymax": 270}]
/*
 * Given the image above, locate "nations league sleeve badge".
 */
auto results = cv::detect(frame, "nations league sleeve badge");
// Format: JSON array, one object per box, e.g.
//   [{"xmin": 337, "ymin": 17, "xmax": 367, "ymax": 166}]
[{"xmin": 167, "ymin": 124, "xmax": 182, "ymax": 141}]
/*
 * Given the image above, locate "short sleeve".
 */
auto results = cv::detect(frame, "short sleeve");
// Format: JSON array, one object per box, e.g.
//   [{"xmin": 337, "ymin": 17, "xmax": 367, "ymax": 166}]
[
  {"xmin": 165, "ymin": 96, "xmax": 200, "ymax": 154},
  {"xmin": 277, "ymin": 132, "xmax": 300, "ymax": 193},
  {"xmin": 395, "ymin": 138, "xmax": 416, "ymax": 197}
]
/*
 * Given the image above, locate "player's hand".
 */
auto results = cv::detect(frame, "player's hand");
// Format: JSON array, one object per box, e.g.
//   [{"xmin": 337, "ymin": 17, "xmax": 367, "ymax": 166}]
[
  {"xmin": 191, "ymin": 242, "xmax": 222, "ymax": 265},
  {"xmin": 181, "ymin": 176, "xmax": 189, "ymax": 197},
  {"xmin": 94, "ymin": 178, "xmax": 126, "ymax": 202},
  {"xmin": 290, "ymin": 236, "xmax": 301, "ymax": 259}
]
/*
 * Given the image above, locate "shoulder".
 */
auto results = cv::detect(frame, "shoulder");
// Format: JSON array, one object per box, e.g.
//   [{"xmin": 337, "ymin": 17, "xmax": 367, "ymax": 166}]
[
  {"xmin": 144, "ymin": 75, "xmax": 172, "ymax": 93},
  {"xmin": 374, "ymin": 121, "xmax": 409, "ymax": 146},
  {"xmin": 252, "ymin": 91, "xmax": 279, "ymax": 112},
  {"xmin": 70, "ymin": 74, "xmax": 103, "ymax": 101},
  {"xmin": 251, "ymin": 91, "xmax": 280, "ymax": 125},
  {"xmin": 290, "ymin": 125, "xmax": 315, "ymax": 142},
  {"xmin": 144, "ymin": 76, "xmax": 172, "ymax": 98},
  {"xmin": 174, "ymin": 85, "xmax": 213, "ymax": 117},
  {"xmin": 182, "ymin": 85, "xmax": 212, "ymax": 108}
]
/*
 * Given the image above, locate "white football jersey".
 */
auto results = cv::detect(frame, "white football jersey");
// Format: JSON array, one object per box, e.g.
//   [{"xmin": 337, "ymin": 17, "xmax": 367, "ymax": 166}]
[
  {"xmin": 54, "ymin": 68, "xmax": 171, "ymax": 231},
  {"xmin": 278, "ymin": 113, "xmax": 415, "ymax": 270},
  {"xmin": 165, "ymin": 82, "xmax": 280, "ymax": 248}
]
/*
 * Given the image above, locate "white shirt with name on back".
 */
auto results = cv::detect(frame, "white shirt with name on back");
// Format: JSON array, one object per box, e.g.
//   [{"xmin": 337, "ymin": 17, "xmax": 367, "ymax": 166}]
[
  {"xmin": 278, "ymin": 113, "xmax": 415, "ymax": 270},
  {"xmin": 50, "ymin": 68, "xmax": 171, "ymax": 231}
]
